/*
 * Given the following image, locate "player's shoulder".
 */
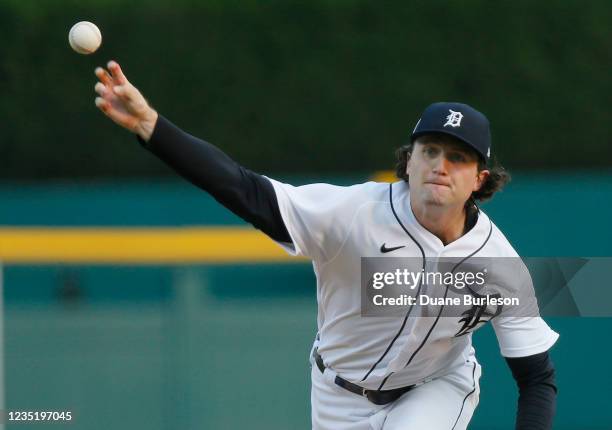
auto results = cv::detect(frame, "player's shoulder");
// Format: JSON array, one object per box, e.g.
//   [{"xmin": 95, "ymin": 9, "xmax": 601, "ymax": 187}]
[
  {"xmin": 268, "ymin": 177, "xmax": 391, "ymax": 206},
  {"xmin": 477, "ymin": 209, "xmax": 520, "ymax": 258},
  {"xmin": 340, "ymin": 180, "xmax": 391, "ymax": 201}
]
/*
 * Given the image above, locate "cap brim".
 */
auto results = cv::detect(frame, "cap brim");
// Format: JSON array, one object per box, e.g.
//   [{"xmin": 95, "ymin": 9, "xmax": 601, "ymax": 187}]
[{"xmin": 411, "ymin": 129, "xmax": 488, "ymax": 161}]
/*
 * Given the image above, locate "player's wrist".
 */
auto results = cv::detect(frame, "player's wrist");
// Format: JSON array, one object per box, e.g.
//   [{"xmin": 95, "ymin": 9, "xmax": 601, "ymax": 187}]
[{"xmin": 137, "ymin": 108, "xmax": 158, "ymax": 142}]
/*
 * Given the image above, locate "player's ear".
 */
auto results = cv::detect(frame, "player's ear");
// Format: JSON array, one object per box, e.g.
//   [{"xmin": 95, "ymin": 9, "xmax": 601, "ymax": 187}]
[{"xmin": 473, "ymin": 169, "xmax": 490, "ymax": 192}]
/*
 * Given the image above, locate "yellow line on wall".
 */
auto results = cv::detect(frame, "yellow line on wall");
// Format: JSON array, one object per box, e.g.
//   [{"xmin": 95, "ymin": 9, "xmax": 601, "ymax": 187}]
[
  {"xmin": 371, "ymin": 170, "xmax": 396, "ymax": 183},
  {"xmin": 0, "ymin": 227, "xmax": 304, "ymax": 264}
]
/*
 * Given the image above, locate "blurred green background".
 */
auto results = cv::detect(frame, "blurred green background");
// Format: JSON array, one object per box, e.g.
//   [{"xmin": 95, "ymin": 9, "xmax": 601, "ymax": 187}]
[
  {"xmin": 1, "ymin": 1, "xmax": 611, "ymax": 429},
  {"xmin": 2, "ymin": 0, "xmax": 612, "ymax": 178}
]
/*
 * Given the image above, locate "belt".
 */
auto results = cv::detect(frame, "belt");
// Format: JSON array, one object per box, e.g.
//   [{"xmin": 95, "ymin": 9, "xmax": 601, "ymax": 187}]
[{"xmin": 313, "ymin": 348, "xmax": 416, "ymax": 405}]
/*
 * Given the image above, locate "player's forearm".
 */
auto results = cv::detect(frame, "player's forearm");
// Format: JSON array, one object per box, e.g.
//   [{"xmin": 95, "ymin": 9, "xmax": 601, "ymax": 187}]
[
  {"xmin": 515, "ymin": 383, "xmax": 556, "ymax": 430},
  {"xmin": 138, "ymin": 115, "xmax": 291, "ymax": 243},
  {"xmin": 506, "ymin": 351, "xmax": 557, "ymax": 430}
]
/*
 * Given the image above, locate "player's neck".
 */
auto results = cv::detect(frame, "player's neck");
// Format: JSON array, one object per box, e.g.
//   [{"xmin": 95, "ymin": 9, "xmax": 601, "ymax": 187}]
[{"xmin": 410, "ymin": 198, "xmax": 466, "ymax": 246}]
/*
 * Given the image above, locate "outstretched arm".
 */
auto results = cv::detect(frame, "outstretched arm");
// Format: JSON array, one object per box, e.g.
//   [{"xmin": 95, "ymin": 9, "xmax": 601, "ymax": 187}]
[
  {"xmin": 506, "ymin": 351, "xmax": 557, "ymax": 430},
  {"xmin": 93, "ymin": 61, "xmax": 291, "ymax": 243}
]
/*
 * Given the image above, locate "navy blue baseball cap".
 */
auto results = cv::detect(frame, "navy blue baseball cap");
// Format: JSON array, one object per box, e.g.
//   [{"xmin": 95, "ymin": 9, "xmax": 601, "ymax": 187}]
[{"xmin": 411, "ymin": 102, "xmax": 491, "ymax": 161}]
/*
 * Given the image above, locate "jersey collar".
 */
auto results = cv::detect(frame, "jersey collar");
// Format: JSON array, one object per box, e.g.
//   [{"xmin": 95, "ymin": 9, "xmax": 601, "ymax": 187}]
[{"xmin": 391, "ymin": 181, "xmax": 491, "ymax": 255}]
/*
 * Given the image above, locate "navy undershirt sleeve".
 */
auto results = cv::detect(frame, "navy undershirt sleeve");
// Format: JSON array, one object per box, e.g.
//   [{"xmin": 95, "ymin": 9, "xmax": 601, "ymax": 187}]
[
  {"xmin": 505, "ymin": 351, "xmax": 557, "ymax": 430},
  {"xmin": 138, "ymin": 115, "xmax": 291, "ymax": 243}
]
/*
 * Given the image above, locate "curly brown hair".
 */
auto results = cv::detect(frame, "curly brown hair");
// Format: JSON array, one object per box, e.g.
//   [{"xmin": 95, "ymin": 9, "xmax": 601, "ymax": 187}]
[{"xmin": 394, "ymin": 142, "xmax": 511, "ymax": 203}]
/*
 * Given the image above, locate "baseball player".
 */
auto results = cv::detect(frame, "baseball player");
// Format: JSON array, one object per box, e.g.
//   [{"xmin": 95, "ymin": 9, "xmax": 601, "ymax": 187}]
[{"xmin": 94, "ymin": 60, "xmax": 558, "ymax": 430}]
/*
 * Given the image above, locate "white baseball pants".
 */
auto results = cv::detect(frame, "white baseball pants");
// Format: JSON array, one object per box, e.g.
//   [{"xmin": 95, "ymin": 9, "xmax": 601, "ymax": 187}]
[{"xmin": 310, "ymin": 359, "xmax": 481, "ymax": 430}]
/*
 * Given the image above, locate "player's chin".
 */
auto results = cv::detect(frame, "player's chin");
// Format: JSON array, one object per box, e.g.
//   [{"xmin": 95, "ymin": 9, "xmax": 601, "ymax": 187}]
[
  {"xmin": 423, "ymin": 187, "xmax": 453, "ymax": 203},
  {"xmin": 422, "ymin": 193, "xmax": 451, "ymax": 207}
]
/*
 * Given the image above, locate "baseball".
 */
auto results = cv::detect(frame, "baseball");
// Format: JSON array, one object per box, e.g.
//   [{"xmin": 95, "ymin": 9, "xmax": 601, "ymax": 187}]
[{"xmin": 68, "ymin": 21, "xmax": 102, "ymax": 55}]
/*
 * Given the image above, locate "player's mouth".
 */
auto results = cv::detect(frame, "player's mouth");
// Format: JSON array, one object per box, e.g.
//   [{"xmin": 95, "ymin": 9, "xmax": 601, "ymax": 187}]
[{"xmin": 424, "ymin": 181, "xmax": 451, "ymax": 188}]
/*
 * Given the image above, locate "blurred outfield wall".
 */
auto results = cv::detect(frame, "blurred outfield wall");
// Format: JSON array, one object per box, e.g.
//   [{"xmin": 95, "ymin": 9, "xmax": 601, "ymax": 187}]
[{"xmin": 1, "ymin": 173, "xmax": 612, "ymax": 429}]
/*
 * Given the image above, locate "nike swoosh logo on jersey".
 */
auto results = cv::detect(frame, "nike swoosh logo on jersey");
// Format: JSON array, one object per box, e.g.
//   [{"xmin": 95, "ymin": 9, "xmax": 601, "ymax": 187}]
[{"xmin": 380, "ymin": 243, "xmax": 405, "ymax": 253}]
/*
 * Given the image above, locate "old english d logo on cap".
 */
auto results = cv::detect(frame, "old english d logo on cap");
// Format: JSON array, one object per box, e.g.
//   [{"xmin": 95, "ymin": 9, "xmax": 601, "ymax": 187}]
[{"xmin": 444, "ymin": 110, "xmax": 463, "ymax": 128}]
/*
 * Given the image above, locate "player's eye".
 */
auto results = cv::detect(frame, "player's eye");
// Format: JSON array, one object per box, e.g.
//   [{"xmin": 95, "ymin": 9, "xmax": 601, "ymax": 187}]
[
  {"xmin": 423, "ymin": 146, "xmax": 439, "ymax": 158},
  {"xmin": 447, "ymin": 152, "xmax": 467, "ymax": 163}
]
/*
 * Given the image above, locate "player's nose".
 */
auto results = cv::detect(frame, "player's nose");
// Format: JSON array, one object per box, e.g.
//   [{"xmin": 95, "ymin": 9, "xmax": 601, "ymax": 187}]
[{"xmin": 431, "ymin": 152, "xmax": 450, "ymax": 174}]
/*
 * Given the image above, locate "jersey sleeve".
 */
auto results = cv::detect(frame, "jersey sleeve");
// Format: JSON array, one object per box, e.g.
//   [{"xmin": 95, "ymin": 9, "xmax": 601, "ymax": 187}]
[
  {"xmin": 491, "ymin": 259, "xmax": 559, "ymax": 357},
  {"xmin": 491, "ymin": 316, "xmax": 559, "ymax": 358},
  {"xmin": 267, "ymin": 179, "xmax": 372, "ymax": 262}
]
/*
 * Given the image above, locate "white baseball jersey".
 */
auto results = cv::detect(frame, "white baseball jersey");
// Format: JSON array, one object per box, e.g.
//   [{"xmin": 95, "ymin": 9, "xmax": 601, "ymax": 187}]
[{"xmin": 269, "ymin": 179, "xmax": 559, "ymax": 391}]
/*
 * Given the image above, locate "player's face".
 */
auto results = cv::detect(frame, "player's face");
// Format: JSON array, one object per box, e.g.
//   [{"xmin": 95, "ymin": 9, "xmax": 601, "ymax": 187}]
[{"xmin": 407, "ymin": 135, "xmax": 489, "ymax": 208}]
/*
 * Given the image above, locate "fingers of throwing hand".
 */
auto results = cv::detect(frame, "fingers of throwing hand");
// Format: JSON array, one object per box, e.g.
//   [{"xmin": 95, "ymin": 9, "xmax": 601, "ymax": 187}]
[
  {"xmin": 94, "ymin": 82, "xmax": 106, "ymax": 97},
  {"xmin": 94, "ymin": 96, "xmax": 108, "ymax": 112},
  {"xmin": 95, "ymin": 67, "xmax": 113, "ymax": 87},
  {"xmin": 107, "ymin": 60, "xmax": 128, "ymax": 85},
  {"xmin": 112, "ymin": 84, "xmax": 136, "ymax": 103},
  {"xmin": 112, "ymin": 85, "xmax": 125, "ymax": 97},
  {"xmin": 95, "ymin": 96, "xmax": 134, "ymax": 129}
]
